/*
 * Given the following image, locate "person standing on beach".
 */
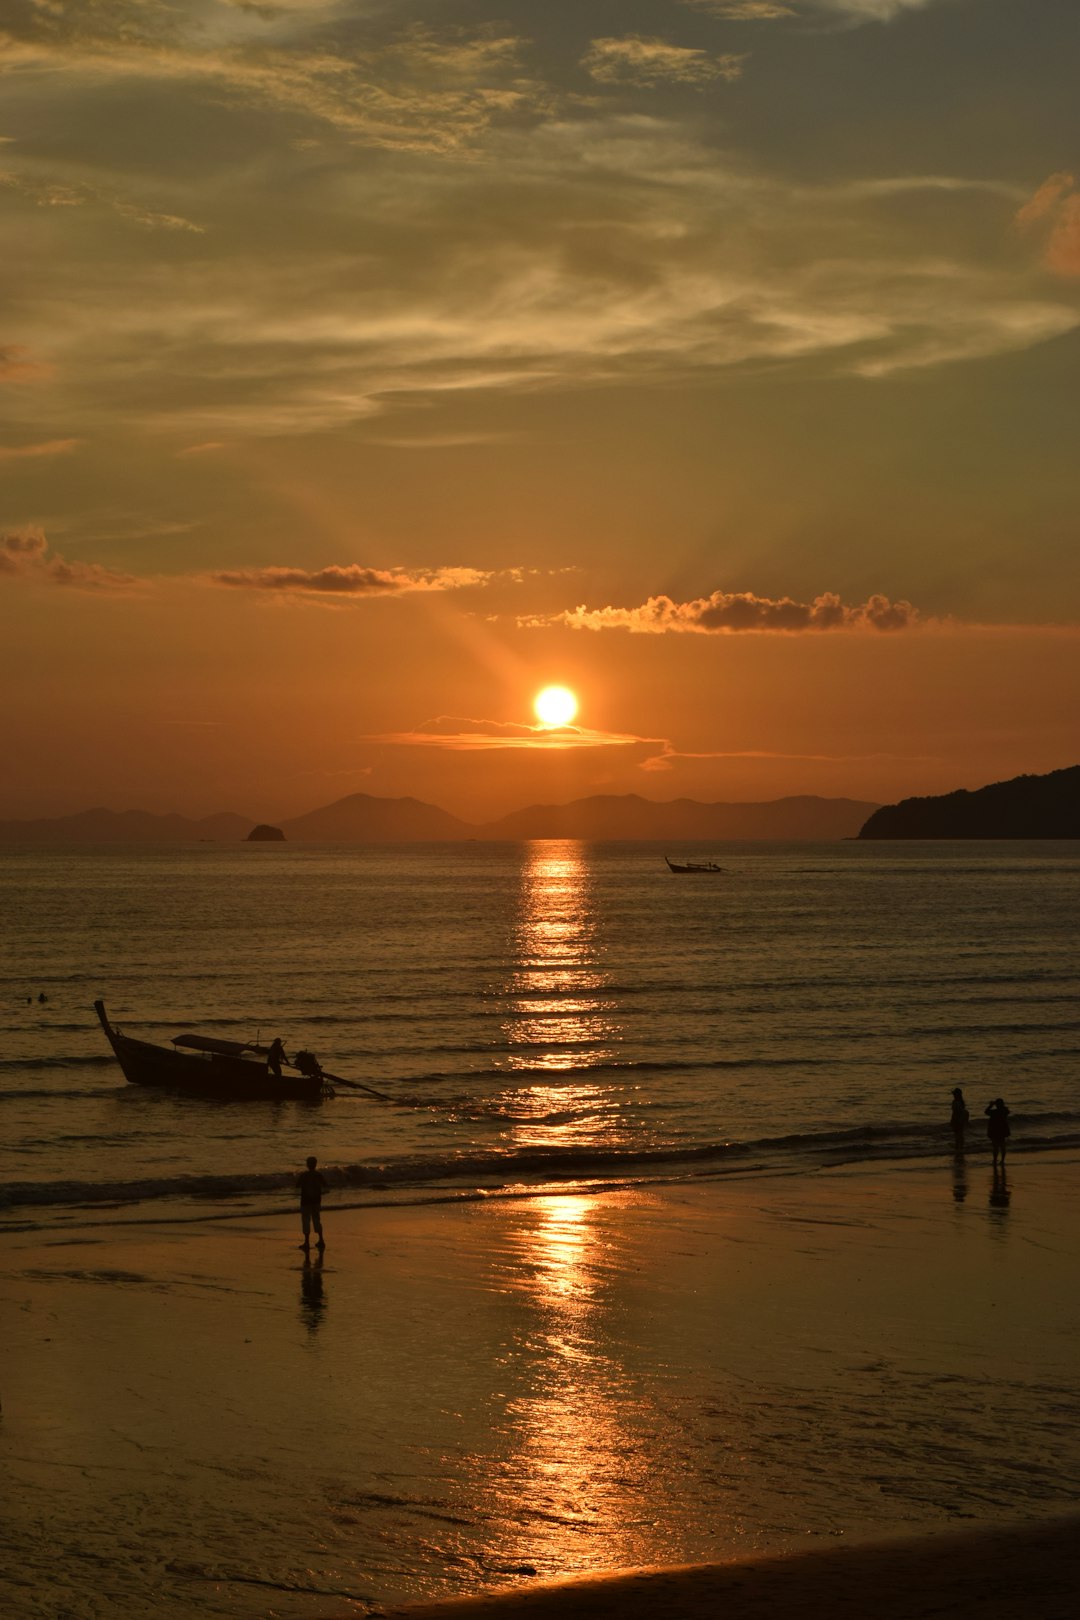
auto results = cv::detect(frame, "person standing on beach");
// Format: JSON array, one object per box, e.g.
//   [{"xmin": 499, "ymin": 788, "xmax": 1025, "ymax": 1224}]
[
  {"xmin": 985, "ymin": 1098, "xmax": 1011, "ymax": 1166},
  {"xmin": 297, "ymin": 1155, "xmax": 327, "ymax": 1250},
  {"xmin": 950, "ymin": 1088, "xmax": 970, "ymax": 1151}
]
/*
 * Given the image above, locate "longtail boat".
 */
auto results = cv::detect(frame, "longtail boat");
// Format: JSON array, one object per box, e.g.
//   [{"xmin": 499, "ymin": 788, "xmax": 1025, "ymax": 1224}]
[
  {"xmin": 94, "ymin": 1000, "xmax": 331, "ymax": 1101},
  {"xmin": 665, "ymin": 856, "xmax": 725, "ymax": 874}
]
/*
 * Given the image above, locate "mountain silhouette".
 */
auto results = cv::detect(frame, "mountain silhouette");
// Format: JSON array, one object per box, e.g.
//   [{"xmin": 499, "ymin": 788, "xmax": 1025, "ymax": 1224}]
[
  {"xmin": 858, "ymin": 765, "xmax": 1080, "ymax": 839},
  {"xmin": 1, "ymin": 791, "xmax": 878, "ymax": 843},
  {"xmin": 477, "ymin": 793, "xmax": 878, "ymax": 842},
  {"xmin": 280, "ymin": 793, "xmax": 471, "ymax": 841}
]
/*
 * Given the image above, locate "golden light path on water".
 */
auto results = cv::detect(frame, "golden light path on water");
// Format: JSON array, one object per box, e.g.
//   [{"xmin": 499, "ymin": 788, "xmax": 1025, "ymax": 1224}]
[
  {"xmin": 477, "ymin": 848, "xmax": 660, "ymax": 1574},
  {"xmin": 499, "ymin": 843, "xmax": 622, "ymax": 1143}
]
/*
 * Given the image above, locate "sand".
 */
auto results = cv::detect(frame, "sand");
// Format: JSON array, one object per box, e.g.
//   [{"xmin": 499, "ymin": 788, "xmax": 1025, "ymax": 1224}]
[
  {"xmin": 2, "ymin": 1153, "xmax": 1079, "ymax": 1617},
  {"xmin": 378, "ymin": 1517, "xmax": 1080, "ymax": 1619}
]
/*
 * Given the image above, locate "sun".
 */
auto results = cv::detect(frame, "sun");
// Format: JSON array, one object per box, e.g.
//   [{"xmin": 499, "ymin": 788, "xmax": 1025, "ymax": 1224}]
[{"xmin": 534, "ymin": 685, "xmax": 578, "ymax": 728}]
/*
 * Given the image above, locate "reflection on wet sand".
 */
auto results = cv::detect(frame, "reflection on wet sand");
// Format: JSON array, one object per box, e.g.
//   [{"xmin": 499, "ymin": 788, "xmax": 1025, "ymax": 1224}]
[
  {"xmin": 486, "ymin": 1194, "xmax": 652, "ymax": 1577},
  {"xmin": 300, "ymin": 1253, "xmax": 326, "ymax": 1337}
]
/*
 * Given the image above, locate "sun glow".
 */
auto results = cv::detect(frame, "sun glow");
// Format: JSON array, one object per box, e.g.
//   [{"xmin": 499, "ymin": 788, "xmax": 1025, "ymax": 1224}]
[{"xmin": 534, "ymin": 685, "xmax": 578, "ymax": 727}]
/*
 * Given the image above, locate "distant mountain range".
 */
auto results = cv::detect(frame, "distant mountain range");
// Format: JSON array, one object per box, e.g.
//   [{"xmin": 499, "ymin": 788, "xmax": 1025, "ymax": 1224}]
[
  {"xmin": 858, "ymin": 765, "xmax": 1080, "ymax": 839},
  {"xmin": 0, "ymin": 790, "xmax": 880, "ymax": 844}
]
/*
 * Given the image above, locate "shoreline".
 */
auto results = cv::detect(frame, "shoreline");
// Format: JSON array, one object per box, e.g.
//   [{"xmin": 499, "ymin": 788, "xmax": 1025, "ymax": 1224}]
[
  {"xmin": 3, "ymin": 1153, "xmax": 1079, "ymax": 1617},
  {"xmin": 377, "ymin": 1517, "xmax": 1080, "ymax": 1619}
]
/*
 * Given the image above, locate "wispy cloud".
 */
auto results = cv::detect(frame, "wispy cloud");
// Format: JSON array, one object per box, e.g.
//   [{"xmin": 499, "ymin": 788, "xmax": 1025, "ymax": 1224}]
[
  {"xmin": 525, "ymin": 588, "xmax": 922, "ymax": 633},
  {"xmin": 0, "ymin": 438, "xmax": 79, "ymax": 462},
  {"xmin": 678, "ymin": 3, "xmax": 796, "ymax": 18},
  {"xmin": 1016, "ymin": 173, "xmax": 1080, "ymax": 278},
  {"xmin": 680, "ymin": 0, "xmax": 953, "ymax": 19},
  {"xmin": 363, "ymin": 715, "xmax": 664, "ymax": 752},
  {"xmin": 582, "ymin": 37, "xmax": 745, "ymax": 88},
  {"xmin": 0, "ymin": 528, "xmax": 140, "ymax": 590},
  {"xmin": 0, "ymin": 11, "xmax": 548, "ymax": 155},
  {"xmin": 816, "ymin": 0, "xmax": 941, "ymax": 19},
  {"xmin": 0, "ymin": 344, "xmax": 51, "ymax": 382},
  {"xmin": 207, "ymin": 563, "xmax": 498, "ymax": 596}
]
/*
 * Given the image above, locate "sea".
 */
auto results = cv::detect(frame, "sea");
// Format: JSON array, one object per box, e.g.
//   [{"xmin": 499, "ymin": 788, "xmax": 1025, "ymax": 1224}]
[
  {"xmin": 3, "ymin": 839, "xmax": 1079, "ymax": 1230},
  {"xmin": 4, "ymin": 839, "xmax": 1080, "ymax": 1618}
]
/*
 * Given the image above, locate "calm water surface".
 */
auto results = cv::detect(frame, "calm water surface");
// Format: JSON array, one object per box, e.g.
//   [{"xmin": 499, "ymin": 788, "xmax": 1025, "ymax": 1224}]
[
  {"xmin": 3, "ymin": 840, "xmax": 1080, "ymax": 1618},
  {"xmin": 2, "ymin": 840, "xmax": 1078, "ymax": 1225}
]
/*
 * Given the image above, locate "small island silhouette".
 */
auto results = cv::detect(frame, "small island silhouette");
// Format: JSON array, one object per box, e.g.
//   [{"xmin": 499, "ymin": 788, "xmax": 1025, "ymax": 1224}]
[
  {"xmin": 246, "ymin": 824, "xmax": 285, "ymax": 842},
  {"xmin": 859, "ymin": 765, "xmax": 1079, "ymax": 839}
]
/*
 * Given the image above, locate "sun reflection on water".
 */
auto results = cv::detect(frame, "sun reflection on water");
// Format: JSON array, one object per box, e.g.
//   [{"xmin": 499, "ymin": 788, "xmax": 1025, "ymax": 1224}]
[{"xmin": 499, "ymin": 844, "xmax": 622, "ymax": 1137}]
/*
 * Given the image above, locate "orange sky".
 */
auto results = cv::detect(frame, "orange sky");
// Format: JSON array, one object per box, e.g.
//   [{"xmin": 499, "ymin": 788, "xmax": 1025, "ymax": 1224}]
[{"xmin": 2, "ymin": 1, "xmax": 1078, "ymax": 821}]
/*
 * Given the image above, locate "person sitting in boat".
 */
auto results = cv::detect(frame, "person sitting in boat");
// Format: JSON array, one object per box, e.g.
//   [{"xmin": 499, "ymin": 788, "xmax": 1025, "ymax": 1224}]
[{"xmin": 267, "ymin": 1037, "xmax": 288, "ymax": 1078}]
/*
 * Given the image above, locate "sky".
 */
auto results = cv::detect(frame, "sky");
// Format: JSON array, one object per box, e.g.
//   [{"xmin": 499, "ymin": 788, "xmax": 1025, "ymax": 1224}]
[{"xmin": 1, "ymin": 0, "xmax": 1078, "ymax": 822}]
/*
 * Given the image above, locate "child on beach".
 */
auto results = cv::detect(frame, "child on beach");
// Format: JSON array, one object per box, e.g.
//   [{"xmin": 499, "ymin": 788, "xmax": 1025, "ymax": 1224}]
[
  {"xmin": 985, "ymin": 1098, "xmax": 1011, "ymax": 1166},
  {"xmin": 297, "ymin": 1155, "xmax": 327, "ymax": 1251}
]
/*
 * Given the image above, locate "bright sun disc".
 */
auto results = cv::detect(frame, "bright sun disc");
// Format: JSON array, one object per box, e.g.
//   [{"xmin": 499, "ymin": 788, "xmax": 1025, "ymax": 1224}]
[{"xmin": 534, "ymin": 685, "xmax": 578, "ymax": 727}]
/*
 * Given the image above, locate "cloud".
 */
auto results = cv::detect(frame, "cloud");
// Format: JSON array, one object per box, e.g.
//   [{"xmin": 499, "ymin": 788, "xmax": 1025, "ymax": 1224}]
[
  {"xmin": 816, "ymin": 1, "xmax": 940, "ymax": 18},
  {"xmin": 526, "ymin": 588, "xmax": 922, "ymax": 634},
  {"xmin": 207, "ymin": 563, "xmax": 496, "ymax": 596},
  {"xmin": 0, "ymin": 167, "xmax": 204, "ymax": 232},
  {"xmin": 364, "ymin": 715, "xmax": 665, "ymax": 752},
  {"xmin": 0, "ymin": 438, "xmax": 79, "ymax": 462},
  {"xmin": 1016, "ymin": 173, "xmax": 1080, "ymax": 278},
  {"xmin": 678, "ymin": 3, "xmax": 796, "ymax": 18},
  {"xmin": 582, "ymin": 37, "xmax": 745, "ymax": 88},
  {"xmin": 0, "ymin": 344, "xmax": 51, "ymax": 382},
  {"xmin": 679, "ymin": 0, "xmax": 943, "ymax": 17},
  {"xmin": 0, "ymin": 11, "xmax": 548, "ymax": 156},
  {"xmin": 0, "ymin": 527, "xmax": 140, "ymax": 590}
]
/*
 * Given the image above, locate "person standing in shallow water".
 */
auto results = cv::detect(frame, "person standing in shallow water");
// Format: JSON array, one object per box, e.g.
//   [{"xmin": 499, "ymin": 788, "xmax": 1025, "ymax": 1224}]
[
  {"xmin": 950, "ymin": 1087, "xmax": 970, "ymax": 1152},
  {"xmin": 297, "ymin": 1155, "xmax": 327, "ymax": 1250},
  {"xmin": 985, "ymin": 1098, "xmax": 1011, "ymax": 1167}
]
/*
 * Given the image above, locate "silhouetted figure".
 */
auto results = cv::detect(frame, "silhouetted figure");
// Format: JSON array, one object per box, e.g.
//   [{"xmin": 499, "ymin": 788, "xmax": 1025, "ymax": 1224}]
[
  {"xmin": 950, "ymin": 1087, "xmax": 969, "ymax": 1152},
  {"xmin": 297, "ymin": 1154, "xmax": 327, "ymax": 1251},
  {"xmin": 293, "ymin": 1049, "xmax": 323, "ymax": 1081},
  {"xmin": 985, "ymin": 1097, "xmax": 1011, "ymax": 1166},
  {"xmin": 38, "ymin": 992, "xmax": 47, "ymax": 1004},
  {"xmin": 267, "ymin": 1037, "xmax": 288, "ymax": 1079}
]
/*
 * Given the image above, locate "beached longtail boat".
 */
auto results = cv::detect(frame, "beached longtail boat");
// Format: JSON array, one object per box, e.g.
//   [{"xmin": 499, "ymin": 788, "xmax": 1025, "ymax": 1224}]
[{"xmin": 94, "ymin": 1000, "xmax": 332, "ymax": 1101}]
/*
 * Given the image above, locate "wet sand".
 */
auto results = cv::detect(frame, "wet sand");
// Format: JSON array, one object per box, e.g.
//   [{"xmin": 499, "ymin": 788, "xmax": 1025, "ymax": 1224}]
[
  {"xmin": 2, "ymin": 1154, "xmax": 1079, "ymax": 1617},
  {"xmin": 380, "ymin": 1516, "xmax": 1080, "ymax": 1620}
]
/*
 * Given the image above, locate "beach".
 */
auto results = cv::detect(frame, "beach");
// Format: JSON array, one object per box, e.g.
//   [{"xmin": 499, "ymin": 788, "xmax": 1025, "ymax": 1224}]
[{"xmin": 3, "ymin": 1150, "xmax": 1078, "ymax": 1618}]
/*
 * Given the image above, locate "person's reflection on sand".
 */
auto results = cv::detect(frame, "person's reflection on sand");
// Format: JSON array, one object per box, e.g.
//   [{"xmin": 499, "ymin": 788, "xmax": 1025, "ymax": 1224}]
[
  {"xmin": 951, "ymin": 1156, "xmax": 969, "ymax": 1204},
  {"xmin": 300, "ymin": 1253, "xmax": 327, "ymax": 1336},
  {"xmin": 989, "ymin": 1166, "xmax": 1011, "ymax": 1214}
]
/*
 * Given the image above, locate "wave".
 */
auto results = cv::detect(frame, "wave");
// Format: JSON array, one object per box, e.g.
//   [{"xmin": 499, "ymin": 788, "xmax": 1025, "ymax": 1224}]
[
  {"xmin": 4, "ymin": 1113, "xmax": 1079, "ymax": 1214},
  {"xmin": 0, "ymin": 1054, "xmax": 115, "ymax": 1072}
]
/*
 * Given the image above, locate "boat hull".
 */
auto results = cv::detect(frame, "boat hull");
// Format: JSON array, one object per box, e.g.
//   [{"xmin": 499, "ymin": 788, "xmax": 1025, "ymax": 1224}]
[{"xmin": 94, "ymin": 1002, "xmax": 326, "ymax": 1102}]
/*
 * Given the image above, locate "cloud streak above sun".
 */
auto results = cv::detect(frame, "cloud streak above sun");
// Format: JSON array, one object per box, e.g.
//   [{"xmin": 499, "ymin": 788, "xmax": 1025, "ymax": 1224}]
[
  {"xmin": 208, "ymin": 563, "xmax": 499, "ymax": 596},
  {"xmin": 0, "ymin": 529, "xmax": 139, "ymax": 591},
  {"xmin": 526, "ymin": 589, "xmax": 922, "ymax": 634}
]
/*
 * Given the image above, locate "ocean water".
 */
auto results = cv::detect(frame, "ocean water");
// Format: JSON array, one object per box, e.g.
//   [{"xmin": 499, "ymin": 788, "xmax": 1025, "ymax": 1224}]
[
  {"xmin": 2, "ymin": 839, "xmax": 1078, "ymax": 1228},
  {"xmin": 4, "ymin": 840, "xmax": 1080, "ymax": 1618}
]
